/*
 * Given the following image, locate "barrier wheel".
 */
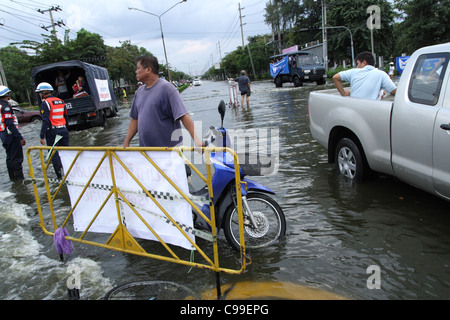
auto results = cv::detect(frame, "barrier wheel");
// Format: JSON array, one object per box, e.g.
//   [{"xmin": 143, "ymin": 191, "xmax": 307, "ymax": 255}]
[{"xmin": 104, "ymin": 280, "xmax": 199, "ymax": 300}]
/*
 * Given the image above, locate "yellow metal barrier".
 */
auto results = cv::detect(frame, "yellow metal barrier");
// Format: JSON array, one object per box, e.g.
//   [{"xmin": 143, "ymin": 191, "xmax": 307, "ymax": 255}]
[{"xmin": 26, "ymin": 145, "xmax": 249, "ymax": 275}]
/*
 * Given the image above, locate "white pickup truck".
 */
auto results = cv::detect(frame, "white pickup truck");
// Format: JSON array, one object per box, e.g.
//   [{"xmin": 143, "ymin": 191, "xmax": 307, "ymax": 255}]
[{"xmin": 309, "ymin": 42, "xmax": 450, "ymax": 201}]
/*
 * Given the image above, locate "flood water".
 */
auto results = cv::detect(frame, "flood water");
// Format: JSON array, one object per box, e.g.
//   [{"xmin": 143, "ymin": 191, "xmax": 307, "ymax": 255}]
[{"xmin": 1, "ymin": 80, "xmax": 450, "ymax": 300}]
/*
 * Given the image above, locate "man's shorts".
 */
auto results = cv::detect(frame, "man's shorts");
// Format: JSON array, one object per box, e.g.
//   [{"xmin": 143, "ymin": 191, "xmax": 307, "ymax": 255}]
[{"xmin": 241, "ymin": 90, "xmax": 251, "ymax": 97}]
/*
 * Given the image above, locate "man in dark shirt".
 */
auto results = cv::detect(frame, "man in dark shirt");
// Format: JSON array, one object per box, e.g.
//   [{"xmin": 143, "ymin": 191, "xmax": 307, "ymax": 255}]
[
  {"xmin": 233, "ymin": 70, "xmax": 251, "ymax": 109},
  {"xmin": 36, "ymin": 82, "xmax": 69, "ymax": 179},
  {"xmin": 0, "ymin": 86, "xmax": 26, "ymax": 181}
]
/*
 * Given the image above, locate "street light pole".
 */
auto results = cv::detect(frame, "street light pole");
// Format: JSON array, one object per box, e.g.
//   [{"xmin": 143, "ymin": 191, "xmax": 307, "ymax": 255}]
[
  {"xmin": 323, "ymin": 26, "xmax": 355, "ymax": 68},
  {"xmin": 129, "ymin": 0, "xmax": 187, "ymax": 83},
  {"xmin": 299, "ymin": 25, "xmax": 355, "ymax": 68}
]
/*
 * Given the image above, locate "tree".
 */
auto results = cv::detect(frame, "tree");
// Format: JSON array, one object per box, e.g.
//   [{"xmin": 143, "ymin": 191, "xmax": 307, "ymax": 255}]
[
  {"xmin": 67, "ymin": 28, "xmax": 107, "ymax": 66},
  {"xmin": 325, "ymin": 0, "xmax": 396, "ymax": 65},
  {"xmin": 203, "ymin": 34, "xmax": 272, "ymax": 80},
  {"xmin": 12, "ymin": 29, "xmax": 108, "ymax": 66},
  {"xmin": 106, "ymin": 40, "xmax": 151, "ymax": 88},
  {"xmin": 290, "ymin": 0, "xmax": 322, "ymax": 48},
  {"xmin": 0, "ymin": 46, "xmax": 34, "ymax": 104},
  {"xmin": 394, "ymin": 0, "xmax": 450, "ymax": 56},
  {"xmin": 265, "ymin": 0, "xmax": 305, "ymax": 54},
  {"xmin": 28, "ymin": 34, "xmax": 69, "ymax": 65},
  {"xmin": 264, "ymin": 0, "xmax": 396, "ymax": 65}
]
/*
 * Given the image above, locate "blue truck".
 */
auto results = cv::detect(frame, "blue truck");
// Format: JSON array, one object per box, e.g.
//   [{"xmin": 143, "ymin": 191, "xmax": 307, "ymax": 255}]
[{"xmin": 270, "ymin": 51, "xmax": 326, "ymax": 88}]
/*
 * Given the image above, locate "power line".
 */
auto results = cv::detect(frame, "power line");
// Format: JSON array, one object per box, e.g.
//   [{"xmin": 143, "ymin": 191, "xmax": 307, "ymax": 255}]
[
  {"xmin": 0, "ymin": 24, "xmax": 42, "ymax": 41},
  {"xmin": 0, "ymin": 8, "xmax": 43, "ymax": 28},
  {"xmin": 1, "ymin": 6, "xmax": 48, "ymax": 24}
]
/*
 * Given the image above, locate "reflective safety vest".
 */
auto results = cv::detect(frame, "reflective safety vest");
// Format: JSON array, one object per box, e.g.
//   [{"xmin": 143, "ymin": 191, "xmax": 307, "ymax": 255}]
[
  {"xmin": 44, "ymin": 96, "xmax": 66, "ymax": 127},
  {"xmin": 0, "ymin": 103, "xmax": 19, "ymax": 132}
]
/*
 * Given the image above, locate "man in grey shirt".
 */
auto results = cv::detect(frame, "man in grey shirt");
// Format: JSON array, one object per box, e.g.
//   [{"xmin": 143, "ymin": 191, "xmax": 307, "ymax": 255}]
[
  {"xmin": 123, "ymin": 55, "xmax": 203, "ymax": 149},
  {"xmin": 234, "ymin": 70, "xmax": 251, "ymax": 109}
]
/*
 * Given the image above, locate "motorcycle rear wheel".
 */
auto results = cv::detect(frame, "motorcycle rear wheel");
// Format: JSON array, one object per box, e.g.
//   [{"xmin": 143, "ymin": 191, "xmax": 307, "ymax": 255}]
[{"xmin": 223, "ymin": 192, "xmax": 286, "ymax": 251}]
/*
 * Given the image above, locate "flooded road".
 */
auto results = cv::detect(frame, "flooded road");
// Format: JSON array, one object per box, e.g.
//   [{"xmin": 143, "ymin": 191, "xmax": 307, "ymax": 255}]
[{"xmin": 1, "ymin": 80, "xmax": 450, "ymax": 300}]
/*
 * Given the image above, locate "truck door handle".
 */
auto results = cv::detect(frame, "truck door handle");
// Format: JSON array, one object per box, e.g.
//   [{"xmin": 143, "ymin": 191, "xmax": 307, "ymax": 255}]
[{"xmin": 440, "ymin": 123, "xmax": 450, "ymax": 130}]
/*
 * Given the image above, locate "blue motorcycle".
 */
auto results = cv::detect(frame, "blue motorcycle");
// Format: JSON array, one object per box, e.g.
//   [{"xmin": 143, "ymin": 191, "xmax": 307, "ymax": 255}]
[{"xmin": 191, "ymin": 101, "xmax": 286, "ymax": 251}]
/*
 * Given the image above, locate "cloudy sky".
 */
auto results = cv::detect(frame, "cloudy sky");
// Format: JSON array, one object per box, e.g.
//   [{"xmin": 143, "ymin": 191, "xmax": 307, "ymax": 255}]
[{"xmin": 0, "ymin": 0, "xmax": 272, "ymax": 75}]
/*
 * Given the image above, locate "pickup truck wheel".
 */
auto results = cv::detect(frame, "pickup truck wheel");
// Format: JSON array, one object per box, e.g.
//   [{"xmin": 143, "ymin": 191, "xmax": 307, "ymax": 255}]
[{"xmin": 335, "ymin": 138, "xmax": 366, "ymax": 181}]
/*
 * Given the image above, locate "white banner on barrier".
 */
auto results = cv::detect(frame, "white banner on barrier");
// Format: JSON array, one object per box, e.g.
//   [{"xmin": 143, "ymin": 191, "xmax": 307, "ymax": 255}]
[
  {"xmin": 94, "ymin": 79, "xmax": 112, "ymax": 102},
  {"xmin": 59, "ymin": 150, "xmax": 194, "ymax": 250}
]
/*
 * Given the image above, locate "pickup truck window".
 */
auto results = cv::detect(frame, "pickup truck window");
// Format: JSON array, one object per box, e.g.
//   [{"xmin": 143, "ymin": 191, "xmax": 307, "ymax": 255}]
[{"xmin": 408, "ymin": 53, "xmax": 449, "ymax": 106}]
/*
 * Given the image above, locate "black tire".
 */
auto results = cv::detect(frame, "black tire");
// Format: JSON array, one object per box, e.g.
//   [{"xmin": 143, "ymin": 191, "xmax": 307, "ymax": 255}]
[
  {"xmin": 97, "ymin": 110, "xmax": 106, "ymax": 127},
  {"xmin": 275, "ymin": 77, "xmax": 282, "ymax": 88},
  {"xmin": 104, "ymin": 281, "xmax": 199, "ymax": 300},
  {"xmin": 316, "ymin": 78, "xmax": 326, "ymax": 85},
  {"xmin": 293, "ymin": 76, "xmax": 303, "ymax": 87},
  {"xmin": 223, "ymin": 192, "xmax": 286, "ymax": 251},
  {"xmin": 334, "ymin": 137, "xmax": 367, "ymax": 182}
]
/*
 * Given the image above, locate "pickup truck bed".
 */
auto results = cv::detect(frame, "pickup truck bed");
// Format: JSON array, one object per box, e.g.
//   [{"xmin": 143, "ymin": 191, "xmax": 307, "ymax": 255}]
[
  {"xmin": 309, "ymin": 89, "xmax": 395, "ymax": 178},
  {"xmin": 309, "ymin": 42, "xmax": 450, "ymax": 201}
]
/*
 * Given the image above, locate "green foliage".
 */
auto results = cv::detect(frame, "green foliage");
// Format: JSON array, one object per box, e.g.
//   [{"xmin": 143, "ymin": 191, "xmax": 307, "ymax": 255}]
[
  {"xmin": 3, "ymin": 29, "xmax": 179, "ymax": 104},
  {"xmin": 213, "ymin": 0, "xmax": 447, "ymax": 79},
  {"xmin": 0, "ymin": 46, "xmax": 34, "ymax": 103},
  {"xmin": 69, "ymin": 28, "xmax": 108, "ymax": 66},
  {"xmin": 204, "ymin": 35, "xmax": 272, "ymax": 80},
  {"xmin": 106, "ymin": 40, "xmax": 150, "ymax": 85},
  {"xmin": 326, "ymin": 0, "xmax": 396, "ymax": 61},
  {"xmin": 177, "ymin": 83, "xmax": 190, "ymax": 93},
  {"xmin": 326, "ymin": 65, "xmax": 351, "ymax": 78},
  {"xmin": 1, "ymin": 0, "xmax": 448, "ymax": 103},
  {"xmin": 393, "ymin": 0, "xmax": 450, "ymax": 56}
]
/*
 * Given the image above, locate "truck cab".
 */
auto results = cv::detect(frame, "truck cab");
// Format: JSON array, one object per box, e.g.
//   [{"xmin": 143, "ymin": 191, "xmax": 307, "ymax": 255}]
[
  {"xmin": 32, "ymin": 60, "xmax": 118, "ymax": 129},
  {"xmin": 270, "ymin": 51, "xmax": 326, "ymax": 87}
]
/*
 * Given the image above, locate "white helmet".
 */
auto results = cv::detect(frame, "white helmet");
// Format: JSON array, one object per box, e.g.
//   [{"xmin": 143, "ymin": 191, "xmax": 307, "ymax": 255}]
[
  {"xmin": 35, "ymin": 82, "xmax": 54, "ymax": 93},
  {"xmin": 0, "ymin": 85, "xmax": 11, "ymax": 97}
]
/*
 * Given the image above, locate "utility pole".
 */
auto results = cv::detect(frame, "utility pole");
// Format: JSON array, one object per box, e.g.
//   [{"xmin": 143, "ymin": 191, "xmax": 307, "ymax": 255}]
[
  {"xmin": 0, "ymin": 19, "xmax": 8, "ymax": 87},
  {"xmin": 38, "ymin": 6, "xmax": 64, "ymax": 36},
  {"xmin": 238, "ymin": 3, "xmax": 256, "ymax": 78},
  {"xmin": 218, "ymin": 41, "xmax": 226, "ymax": 80},
  {"xmin": 239, "ymin": 3, "xmax": 245, "ymax": 48},
  {"xmin": 0, "ymin": 60, "xmax": 8, "ymax": 87},
  {"xmin": 218, "ymin": 41, "xmax": 223, "ymax": 61},
  {"xmin": 321, "ymin": 0, "xmax": 328, "ymax": 71}
]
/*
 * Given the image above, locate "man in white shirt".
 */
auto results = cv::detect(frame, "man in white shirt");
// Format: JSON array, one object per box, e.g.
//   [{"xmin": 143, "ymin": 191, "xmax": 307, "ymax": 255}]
[{"xmin": 333, "ymin": 51, "xmax": 397, "ymax": 100}]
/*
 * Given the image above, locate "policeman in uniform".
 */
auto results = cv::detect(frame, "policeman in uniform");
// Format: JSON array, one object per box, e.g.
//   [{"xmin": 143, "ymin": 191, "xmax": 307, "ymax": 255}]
[
  {"xmin": 36, "ymin": 82, "xmax": 69, "ymax": 179},
  {"xmin": 0, "ymin": 86, "xmax": 26, "ymax": 181}
]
